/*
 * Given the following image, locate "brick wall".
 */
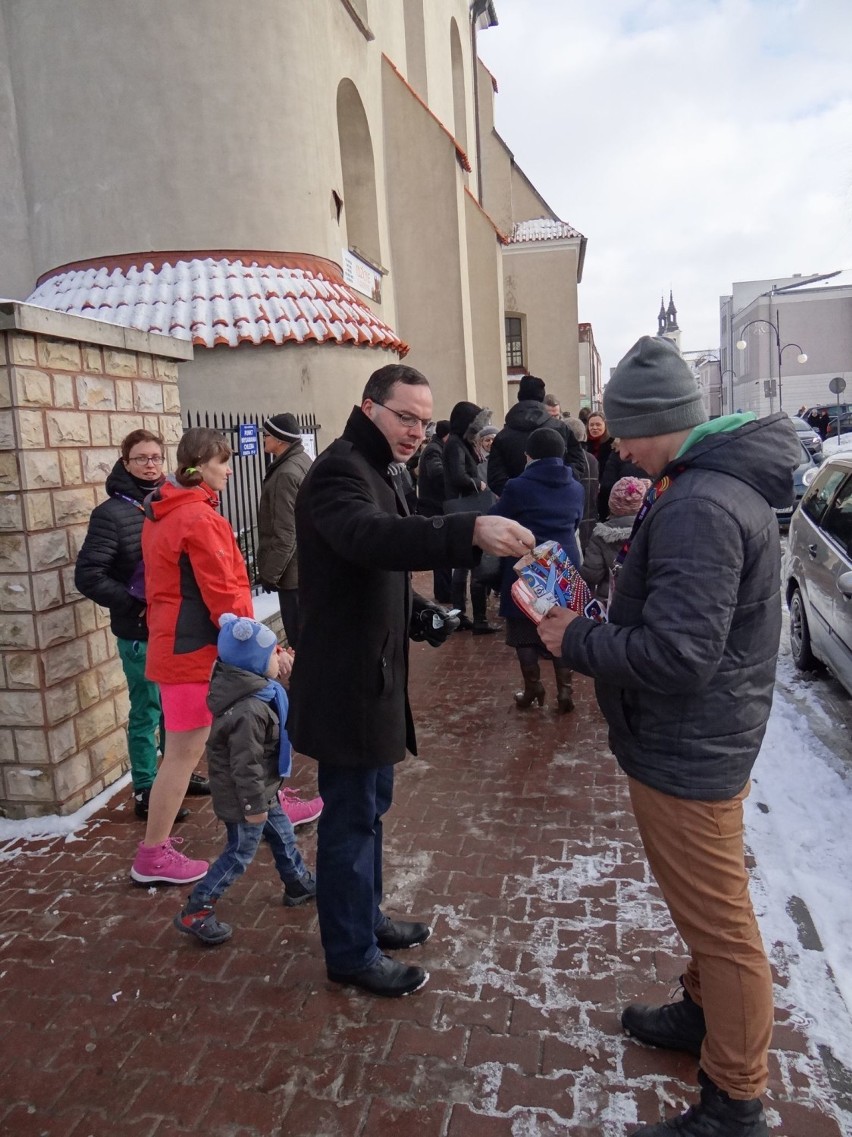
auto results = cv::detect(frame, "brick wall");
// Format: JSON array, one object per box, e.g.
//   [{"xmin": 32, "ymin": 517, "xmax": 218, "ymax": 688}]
[{"xmin": 0, "ymin": 304, "xmax": 192, "ymax": 818}]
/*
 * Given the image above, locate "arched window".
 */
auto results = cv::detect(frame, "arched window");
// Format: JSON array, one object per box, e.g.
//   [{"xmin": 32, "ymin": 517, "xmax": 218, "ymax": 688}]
[
  {"xmin": 336, "ymin": 79, "xmax": 381, "ymax": 267},
  {"xmin": 449, "ymin": 18, "xmax": 468, "ymax": 158},
  {"xmin": 404, "ymin": 1, "xmax": 428, "ymax": 100}
]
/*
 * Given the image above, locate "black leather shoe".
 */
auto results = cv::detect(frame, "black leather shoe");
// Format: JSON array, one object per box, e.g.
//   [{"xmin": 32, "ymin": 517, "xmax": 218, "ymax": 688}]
[
  {"xmin": 376, "ymin": 918, "xmax": 432, "ymax": 950},
  {"xmin": 455, "ymin": 614, "xmax": 475, "ymax": 631},
  {"xmin": 472, "ymin": 620, "xmax": 499, "ymax": 635},
  {"xmin": 327, "ymin": 954, "xmax": 429, "ymax": 997},
  {"xmin": 621, "ymin": 978, "xmax": 707, "ymax": 1056},
  {"xmin": 133, "ymin": 789, "xmax": 189, "ymax": 822},
  {"xmin": 185, "ymin": 772, "xmax": 211, "ymax": 796}
]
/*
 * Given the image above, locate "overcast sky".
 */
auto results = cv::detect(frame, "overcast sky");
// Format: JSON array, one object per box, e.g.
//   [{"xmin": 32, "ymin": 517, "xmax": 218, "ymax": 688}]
[{"xmin": 477, "ymin": 0, "xmax": 852, "ymax": 376}]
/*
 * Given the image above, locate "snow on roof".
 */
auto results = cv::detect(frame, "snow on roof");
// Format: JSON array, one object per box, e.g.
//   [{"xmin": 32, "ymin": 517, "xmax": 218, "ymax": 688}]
[
  {"xmin": 26, "ymin": 252, "xmax": 409, "ymax": 355},
  {"xmin": 509, "ymin": 217, "xmax": 584, "ymax": 243}
]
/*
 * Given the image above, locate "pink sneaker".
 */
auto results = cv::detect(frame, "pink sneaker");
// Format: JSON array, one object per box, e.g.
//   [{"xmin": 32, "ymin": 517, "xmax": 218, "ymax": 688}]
[
  {"xmin": 130, "ymin": 837, "xmax": 208, "ymax": 885},
  {"xmin": 278, "ymin": 788, "xmax": 323, "ymax": 828}
]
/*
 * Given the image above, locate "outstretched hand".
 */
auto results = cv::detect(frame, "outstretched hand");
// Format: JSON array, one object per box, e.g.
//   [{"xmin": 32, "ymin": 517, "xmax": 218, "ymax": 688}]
[{"xmin": 472, "ymin": 516, "xmax": 535, "ymax": 558}]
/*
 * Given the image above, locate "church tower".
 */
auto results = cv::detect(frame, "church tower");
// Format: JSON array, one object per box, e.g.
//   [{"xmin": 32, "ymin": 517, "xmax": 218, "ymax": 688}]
[{"xmin": 659, "ymin": 290, "xmax": 682, "ymax": 351}]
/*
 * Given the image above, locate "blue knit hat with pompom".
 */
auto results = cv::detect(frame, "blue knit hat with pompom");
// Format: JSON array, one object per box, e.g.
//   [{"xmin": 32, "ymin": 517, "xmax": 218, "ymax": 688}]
[{"xmin": 217, "ymin": 613, "xmax": 278, "ymax": 676}]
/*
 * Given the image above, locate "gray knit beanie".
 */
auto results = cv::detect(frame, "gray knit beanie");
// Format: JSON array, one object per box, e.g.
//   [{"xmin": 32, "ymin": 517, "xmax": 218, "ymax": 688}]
[{"xmin": 603, "ymin": 336, "xmax": 707, "ymax": 439}]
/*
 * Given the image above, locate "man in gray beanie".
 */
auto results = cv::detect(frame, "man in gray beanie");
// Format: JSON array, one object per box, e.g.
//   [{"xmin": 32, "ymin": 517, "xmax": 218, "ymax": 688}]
[{"xmin": 539, "ymin": 335, "xmax": 801, "ymax": 1136}]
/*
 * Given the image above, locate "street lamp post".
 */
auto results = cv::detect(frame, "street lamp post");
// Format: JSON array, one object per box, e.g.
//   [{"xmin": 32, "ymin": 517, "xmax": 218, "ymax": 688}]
[{"xmin": 736, "ymin": 316, "xmax": 807, "ymax": 414}]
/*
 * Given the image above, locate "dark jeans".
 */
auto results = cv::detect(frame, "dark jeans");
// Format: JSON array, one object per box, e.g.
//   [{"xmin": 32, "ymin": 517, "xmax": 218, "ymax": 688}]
[
  {"xmin": 432, "ymin": 566, "xmax": 452, "ymax": 605},
  {"xmin": 277, "ymin": 588, "xmax": 300, "ymax": 649},
  {"xmin": 188, "ymin": 797, "xmax": 307, "ymax": 907},
  {"xmin": 316, "ymin": 763, "xmax": 394, "ymax": 972}
]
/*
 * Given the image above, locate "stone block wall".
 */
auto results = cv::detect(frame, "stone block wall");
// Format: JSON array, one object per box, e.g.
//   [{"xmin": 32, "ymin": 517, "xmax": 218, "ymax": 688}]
[{"xmin": 0, "ymin": 303, "xmax": 193, "ymax": 818}]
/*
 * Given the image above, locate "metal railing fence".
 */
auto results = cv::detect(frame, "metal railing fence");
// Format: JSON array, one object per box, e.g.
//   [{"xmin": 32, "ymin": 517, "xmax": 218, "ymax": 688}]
[{"xmin": 182, "ymin": 409, "xmax": 319, "ymax": 591}]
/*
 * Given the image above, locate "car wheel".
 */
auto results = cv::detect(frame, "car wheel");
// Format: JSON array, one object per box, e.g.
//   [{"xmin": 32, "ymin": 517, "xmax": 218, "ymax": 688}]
[{"xmin": 789, "ymin": 587, "xmax": 820, "ymax": 671}]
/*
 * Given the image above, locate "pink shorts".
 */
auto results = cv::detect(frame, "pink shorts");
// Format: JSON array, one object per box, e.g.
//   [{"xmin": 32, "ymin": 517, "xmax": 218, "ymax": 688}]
[{"xmin": 159, "ymin": 682, "xmax": 213, "ymax": 733}]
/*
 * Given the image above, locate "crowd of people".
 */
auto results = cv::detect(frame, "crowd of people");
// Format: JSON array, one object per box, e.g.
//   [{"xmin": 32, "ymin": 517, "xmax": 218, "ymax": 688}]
[{"xmin": 75, "ymin": 338, "xmax": 802, "ymax": 1137}]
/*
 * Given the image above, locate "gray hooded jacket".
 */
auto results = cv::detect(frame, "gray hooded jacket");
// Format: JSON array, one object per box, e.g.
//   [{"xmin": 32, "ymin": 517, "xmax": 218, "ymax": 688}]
[{"xmin": 561, "ymin": 413, "xmax": 801, "ymax": 800}]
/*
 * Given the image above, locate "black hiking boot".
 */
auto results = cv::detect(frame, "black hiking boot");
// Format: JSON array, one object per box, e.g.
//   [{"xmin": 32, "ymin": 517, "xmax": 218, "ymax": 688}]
[
  {"xmin": 133, "ymin": 787, "xmax": 189, "ymax": 822},
  {"xmin": 629, "ymin": 1069, "xmax": 768, "ymax": 1135},
  {"xmin": 621, "ymin": 977, "xmax": 707, "ymax": 1056}
]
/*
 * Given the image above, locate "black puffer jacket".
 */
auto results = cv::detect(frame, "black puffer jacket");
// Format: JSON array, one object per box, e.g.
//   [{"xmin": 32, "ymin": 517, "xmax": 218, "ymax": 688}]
[
  {"xmin": 561, "ymin": 414, "xmax": 801, "ymax": 801},
  {"xmin": 206, "ymin": 661, "xmax": 282, "ymax": 823},
  {"xmin": 75, "ymin": 460, "xmax": 159, "ymax": 641},
  {"xmin": 487, "ymin": 400, "xmax": 585, "ymax": 494}
]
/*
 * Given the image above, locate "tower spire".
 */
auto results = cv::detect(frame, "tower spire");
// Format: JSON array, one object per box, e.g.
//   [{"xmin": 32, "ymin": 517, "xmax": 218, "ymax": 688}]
[{"xmin": 657, "ymin": 295, "xmax": 667, "ymax": 336}]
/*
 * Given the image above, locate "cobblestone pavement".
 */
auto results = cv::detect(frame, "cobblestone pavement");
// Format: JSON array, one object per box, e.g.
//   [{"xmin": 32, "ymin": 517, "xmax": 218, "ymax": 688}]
[{"xmin": 1, "ymin": 595, "xmax": 850, "ymax": 1136}]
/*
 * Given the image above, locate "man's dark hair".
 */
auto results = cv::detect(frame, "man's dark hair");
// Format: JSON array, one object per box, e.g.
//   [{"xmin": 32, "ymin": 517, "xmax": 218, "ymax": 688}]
[
  {"xmin": 517, "ymin": 374, "xmax": 546, "ymax": 402},
  {"xmin": 434, "ymin": 419, "xmax": 451, "ymax": 440},
  {"xmin": 362, "ymin": 364, "xmax": 429, "ymax": 404}
]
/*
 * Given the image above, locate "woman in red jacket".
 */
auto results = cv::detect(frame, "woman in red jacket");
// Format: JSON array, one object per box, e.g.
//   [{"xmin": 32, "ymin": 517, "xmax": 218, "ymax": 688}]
[{"xmin": 131, "ymin": 427, "xmax": 253, "ymax": 885}]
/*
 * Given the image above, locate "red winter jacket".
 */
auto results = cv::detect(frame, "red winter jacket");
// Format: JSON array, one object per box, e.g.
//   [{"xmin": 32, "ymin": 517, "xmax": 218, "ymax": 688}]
[{"xmin": 142, "ymin": 479, "xmax": 252, "ymax": 683}]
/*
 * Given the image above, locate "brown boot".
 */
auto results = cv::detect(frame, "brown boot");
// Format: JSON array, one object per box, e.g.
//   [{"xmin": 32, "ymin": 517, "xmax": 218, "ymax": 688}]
[
  {"xmin": 514, "ymin": 663, "xmax": 545, "ymax": 708},
  {"xmin": 553, "ymin": 664, "xmax": 574, "ymax": 714}
]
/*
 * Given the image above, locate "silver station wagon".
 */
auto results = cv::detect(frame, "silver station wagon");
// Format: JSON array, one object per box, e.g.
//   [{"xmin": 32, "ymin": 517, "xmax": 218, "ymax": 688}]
[{"xmin": 784, "ymin": 454, "xmax": 852, "ymax": 695}]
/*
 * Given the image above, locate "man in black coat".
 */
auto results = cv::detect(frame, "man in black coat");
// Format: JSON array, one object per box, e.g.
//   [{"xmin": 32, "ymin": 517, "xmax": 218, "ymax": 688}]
[
  {"xmin": 487, "ymin": 374, "xmax": 585, "ymax": 494},
  {"xmin": 289, "ymin": 364, "xmax": 534, "ymax": 998},
  {"xmin": 540, "ymin": 336, "xmax": 800, "ymax": 1137}
]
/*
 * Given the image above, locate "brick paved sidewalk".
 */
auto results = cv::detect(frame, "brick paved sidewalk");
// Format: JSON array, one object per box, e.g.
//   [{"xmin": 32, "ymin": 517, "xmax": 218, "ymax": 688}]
[{"xmin": 1, "ymin": 600, "xmax": 850, "ymax": 1136}]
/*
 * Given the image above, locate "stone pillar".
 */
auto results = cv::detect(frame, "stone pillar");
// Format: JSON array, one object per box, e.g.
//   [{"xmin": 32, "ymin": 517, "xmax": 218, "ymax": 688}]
[{"xmin": 0, "ymin": 303, "xmax": 193, "ymax": 818}]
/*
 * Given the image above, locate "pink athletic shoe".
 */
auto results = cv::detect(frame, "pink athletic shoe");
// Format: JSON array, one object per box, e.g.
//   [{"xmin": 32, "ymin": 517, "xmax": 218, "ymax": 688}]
[
  {"xmin": 130, "ymin": 837, "xmax": 208, "ymax": 885},
  {"xmin": 278, "ymin": 788, "xmax": 323, "ymax": 828}
]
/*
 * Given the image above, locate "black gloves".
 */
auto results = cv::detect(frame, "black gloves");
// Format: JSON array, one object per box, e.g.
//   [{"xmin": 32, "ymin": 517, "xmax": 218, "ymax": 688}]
[{"xmin": 409, "ymin": 602, "xmax": 460, "ymax": 648}]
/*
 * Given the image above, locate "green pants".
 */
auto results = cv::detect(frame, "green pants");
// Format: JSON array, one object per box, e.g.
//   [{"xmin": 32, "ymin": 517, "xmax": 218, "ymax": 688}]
[{"xmin": 116, "ymin": 637, "xmax": 161, "ymax": 791}]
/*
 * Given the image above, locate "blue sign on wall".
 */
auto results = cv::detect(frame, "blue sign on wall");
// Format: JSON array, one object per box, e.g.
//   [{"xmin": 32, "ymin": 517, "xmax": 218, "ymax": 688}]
[{"xmin": 239, "ymin": 423, "xmax": 259, "ymax": 457}]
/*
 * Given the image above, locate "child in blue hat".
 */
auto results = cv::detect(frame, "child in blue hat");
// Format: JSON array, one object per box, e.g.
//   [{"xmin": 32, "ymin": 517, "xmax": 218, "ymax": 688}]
[{"xmin": 173, "ymin": 613, "xmax": 316, "ymax": 944}]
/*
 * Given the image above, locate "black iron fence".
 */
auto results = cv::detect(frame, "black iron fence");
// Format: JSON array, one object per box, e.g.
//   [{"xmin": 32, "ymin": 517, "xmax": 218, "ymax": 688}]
[{"xmin": 183, "ymin": 409, "xmax": 320, "ymax": 591}]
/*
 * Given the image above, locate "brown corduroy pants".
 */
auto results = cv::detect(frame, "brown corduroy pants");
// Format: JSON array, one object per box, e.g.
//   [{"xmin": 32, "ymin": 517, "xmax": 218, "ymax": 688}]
[{"xmin": 627, "ymin": 777, "xmax": 774, "ymax": 1099}]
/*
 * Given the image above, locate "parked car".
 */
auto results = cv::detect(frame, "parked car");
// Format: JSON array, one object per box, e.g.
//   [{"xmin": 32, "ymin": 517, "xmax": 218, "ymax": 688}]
[
  {"xmin": 776, "ymin": 442, "xmax": 819, "ymax": 528},
  {"xmin": 783, "ymin": 454, "xmax": 852, "ymax": 695},
  {"xmin": 788, "ymin": 415, "xmax": 823, "ymax": 459}
]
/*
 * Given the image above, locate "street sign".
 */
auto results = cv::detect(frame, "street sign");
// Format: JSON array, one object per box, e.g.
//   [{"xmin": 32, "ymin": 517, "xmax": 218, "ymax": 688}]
[
  {"xmin": 238, "ymin": 422, "xmax": 258, "ymax": 457},
  {"xmin": 763, "ymin": 379, "xmax": 777, "ymax": 398},
  {"xmin": 829, "ymin": 376, "xmax": 847, "ymax": 395}
]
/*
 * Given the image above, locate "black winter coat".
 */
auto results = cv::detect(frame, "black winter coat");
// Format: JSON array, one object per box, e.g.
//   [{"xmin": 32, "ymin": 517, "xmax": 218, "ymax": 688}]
[
  {"xmin": 598, "ymin": 450, "xmax": 648, "ymax": 520},
  {"xmin": 487, "ymin": 401, "xmax": 585, "ymax": 494},
  {"xmin": 206, "ymin": 661, "xmax": 282, "ymax": 823},
  {"xmin": 74, "ymin": 460, "xmax": 159, "ymax": 641},
  {"xmin": 416, "ymin": 437, "xmax": 446, "ymax": 515},
  {"xmin": 289, "ymin": 407, "xmax": 480, "ymax": 769},
  {"xmin": 561, "ymin": 414, "xmax": 801, "ymax": 801},
  {"xmin": 443, "ymin": 403, "xmax": 488, "ymax": 500}
]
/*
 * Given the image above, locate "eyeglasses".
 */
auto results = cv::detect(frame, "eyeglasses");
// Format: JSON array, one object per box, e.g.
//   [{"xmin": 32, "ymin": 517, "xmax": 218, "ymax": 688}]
[
  {"xmin": 372, "ymin": 402, "xmax": 431, "ymax": 432},
  {"xmin": 128, "ymin": 455, "xmax": 164, "ymax": 467}
]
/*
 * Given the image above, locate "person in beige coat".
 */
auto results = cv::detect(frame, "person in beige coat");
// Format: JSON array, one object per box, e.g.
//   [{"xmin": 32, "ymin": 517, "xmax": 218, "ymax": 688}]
[{"xmin": 257, "ymin": 413, "xmax": 312, "ymax": 649}]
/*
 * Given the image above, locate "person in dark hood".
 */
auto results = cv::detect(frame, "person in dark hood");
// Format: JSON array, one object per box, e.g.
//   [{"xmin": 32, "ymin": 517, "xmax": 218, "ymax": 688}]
[
  {"xmin": 75, "ymin": 430, "xmax": 197, "ymax": 822},
  {"xmin": 487, "ymin": 374, "xmax": 585, "ymax": 495},
  {"xmin": 539, "ymin": 335, "xmax": 801, "ymax": 1137},
  {"xmin": 416, "ymin": 419, "xmax": 452, "ymax": 604},
  {"xmin": 443, "ymin": 400, "xmax": 499, "ymax": 633}
]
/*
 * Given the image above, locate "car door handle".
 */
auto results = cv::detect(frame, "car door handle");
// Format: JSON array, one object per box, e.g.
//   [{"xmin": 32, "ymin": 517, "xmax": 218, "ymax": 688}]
[{"xmin": 807, "ymin": 544, "xmax": 818, "ymax": 559}]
